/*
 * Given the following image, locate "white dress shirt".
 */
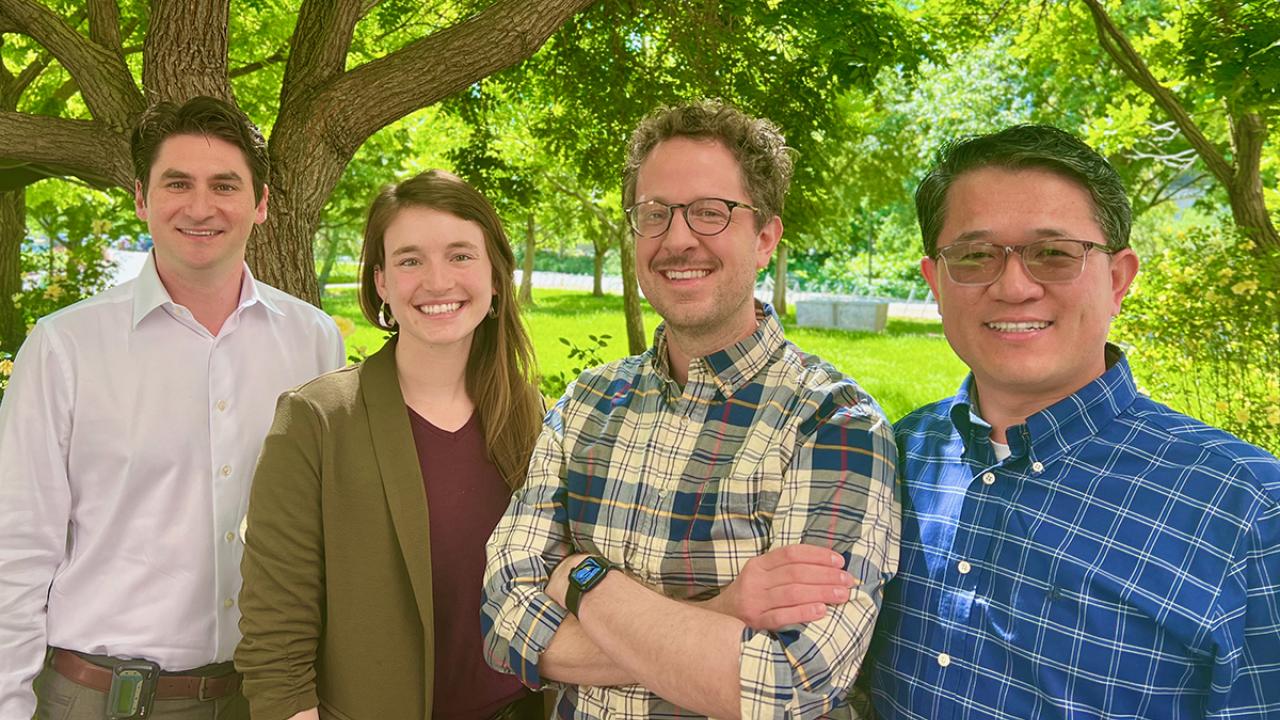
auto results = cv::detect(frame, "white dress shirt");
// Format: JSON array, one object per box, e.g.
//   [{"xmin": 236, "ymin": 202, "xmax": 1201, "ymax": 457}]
[{"xmin": 0, "ymin": 252, "xmax": 345, "ymax": 719}]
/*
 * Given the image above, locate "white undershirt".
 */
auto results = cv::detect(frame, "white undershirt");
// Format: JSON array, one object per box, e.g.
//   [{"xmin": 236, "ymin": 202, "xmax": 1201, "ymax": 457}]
[{"xmin": 0, "ymin": 252, "xmax": 344, "ymax": 719}]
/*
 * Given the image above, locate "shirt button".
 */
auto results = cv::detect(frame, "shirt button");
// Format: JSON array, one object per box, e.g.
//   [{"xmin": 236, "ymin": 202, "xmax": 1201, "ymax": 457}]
[
  {"xmin": 216, "ymin": 400, "xmax": 228, "ymax": 412},
  {"xmin": 225, "ymin": 531, "xmax": 235, "ymax": 542},
  {"xmin": 937, "ymin": 652, "xmax": 952, "ymax": 668},
  {"xmin": 1031, "ymin": 461, "xmax": 1045, "ymax": 474},
  {"xmin": 220, "ymin": 465, "xmax": 232, "ymax": 477},
  {"xmin": 981, "ymin": 472, "xmax": 996, "ymax": 485},
  {"xmin": 957, "ymin": 560, "xmax": 972, "ymax": 575},
  {"xmin": 223, "ymin": 598, "xmax": 234, "ymax": 608}
]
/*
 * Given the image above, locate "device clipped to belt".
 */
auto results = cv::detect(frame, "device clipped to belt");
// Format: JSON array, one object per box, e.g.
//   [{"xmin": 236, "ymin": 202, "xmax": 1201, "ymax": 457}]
[{"xmin": 105, "ymin": 659, "xmax": 160, "ymax": 719}]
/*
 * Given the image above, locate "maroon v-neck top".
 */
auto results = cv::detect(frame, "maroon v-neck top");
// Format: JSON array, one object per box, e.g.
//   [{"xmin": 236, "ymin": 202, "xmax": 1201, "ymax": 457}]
[{"xmin": 407, "ymin": 408, "xmax": 528, "ymax": 719}]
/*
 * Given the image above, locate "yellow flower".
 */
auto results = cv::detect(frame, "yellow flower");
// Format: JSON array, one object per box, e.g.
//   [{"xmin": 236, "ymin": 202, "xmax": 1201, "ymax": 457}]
[
  {"xmin": 1235, "ymin": 408, "xmax": 1251, "ymax": 425},
  {"xmin": 332, "ymin": 315, "xmax": 355, "ymax": 338},
  {"xmin": 1215, "ymin": 401, "xmax": 1230, "ymax": 413},
  {"xmin": 1269, "ymin": 406, "xmax": 1280, "ymax": 427},
  {"xmin": 43, "ymin": 284, "xmax": 64, "ymax": 300},
  {"xmin": 91, "ymin": 219, "xmax": 112, "ymax": 235},
  {"xmin": 1231, "ymin": 280, "xmax": 1259, "ymax": 295},
  {"xmin": 0, "ymin": 359, "xmax": 12, "ymax": 376}
]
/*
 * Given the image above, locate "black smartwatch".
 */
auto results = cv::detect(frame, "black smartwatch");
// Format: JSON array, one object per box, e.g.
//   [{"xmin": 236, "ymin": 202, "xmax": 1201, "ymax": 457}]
[{"xmin": 564, "ymin": 555, "xmax": 612, "ymax": 616}]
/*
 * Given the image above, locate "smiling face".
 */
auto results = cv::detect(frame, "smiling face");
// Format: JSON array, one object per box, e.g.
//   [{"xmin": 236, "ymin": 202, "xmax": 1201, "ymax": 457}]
[
  {"xmin": 374, "ymin": 206, "xmax": 495, "ymax": 358},
  {"xmin": 922, "ymin": 166, "xmax": 1139, "ymax": 413},
  {"xmin": 134, "ymin": 133, "xmax": 268, "ymax": 284},
  {"xmin": 633, "ymin": 136, "xmax": 781, "ymax": 355}
]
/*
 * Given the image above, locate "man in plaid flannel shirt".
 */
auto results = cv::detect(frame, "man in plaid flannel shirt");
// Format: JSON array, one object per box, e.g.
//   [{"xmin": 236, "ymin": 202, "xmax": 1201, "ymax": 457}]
[
  {"xmin": 865, "ymin": 125, "xmax": 1280, "ymax": 719},
  {"xmin": 482, "ymin": 100, "xmax": 899, "ymax": 719}
]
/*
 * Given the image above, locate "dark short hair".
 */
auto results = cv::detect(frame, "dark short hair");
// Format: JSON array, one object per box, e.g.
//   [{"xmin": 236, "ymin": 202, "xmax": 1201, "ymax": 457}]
[
  {"xmin": 131, "ymin": 96, "xmax": 269, "ymax": 203},
  {"xmin": 622, "ymin": 99, "xmax": 794, "ymax": 227},
  {"xmin": 915, "ymin": 124, "xmax": 1131, "ymax": 256}
]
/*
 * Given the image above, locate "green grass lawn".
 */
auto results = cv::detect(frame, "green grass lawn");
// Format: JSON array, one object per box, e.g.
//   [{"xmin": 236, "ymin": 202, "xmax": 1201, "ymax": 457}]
[{"xmin": 322, "ymin": 287, "xmax": 967, "ymax": 422}]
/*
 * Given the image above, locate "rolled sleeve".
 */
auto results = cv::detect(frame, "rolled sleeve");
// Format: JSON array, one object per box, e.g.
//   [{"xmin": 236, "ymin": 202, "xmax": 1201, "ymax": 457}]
[
  {"xmin": 481, "ymin": 398, "xmax": 575, "ymax": 689},
  {"xmin": 738, "ymin": 401, "xmax": 899, "ymax": 719}
]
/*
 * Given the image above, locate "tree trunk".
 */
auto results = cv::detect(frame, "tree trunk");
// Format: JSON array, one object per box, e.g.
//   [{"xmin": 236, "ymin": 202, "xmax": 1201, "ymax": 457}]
[
  {"xmin": 771, "ymin": 242, "xmax": 787, "ymax": 317},
  {"xmin": 314, "ymin": 225, "xmax": 341, "ymax": 302},
  {"xmin": 591, "ymin": 234, "xmax": 606, "ymax": 297},
  {"xmin": 519, "ymin": 211, "xmax": 535, "ymax": 306},
  {"xmin": 0, "ymin": 187, "xmax": 24, "ymax": 355},
  {"xmin": 247, "ymin": 112, "xmax": 352, "ymax": 304},
  {"xmin": 1226, "ymin": 112, "xmax": 1280, "ymax": 265},
  {"xmin": 618, "ymin": 227, "xmax": 646, "ymax": 354},
  {"xmin": 0, "ymin": 0, "xmax": 595, "ymax": 305}
]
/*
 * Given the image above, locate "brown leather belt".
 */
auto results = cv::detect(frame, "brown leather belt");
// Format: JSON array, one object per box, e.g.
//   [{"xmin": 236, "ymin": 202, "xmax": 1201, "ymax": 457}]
[{"xmin": 51, "ymin": 649, "xmax": 242, "ymax": 701}]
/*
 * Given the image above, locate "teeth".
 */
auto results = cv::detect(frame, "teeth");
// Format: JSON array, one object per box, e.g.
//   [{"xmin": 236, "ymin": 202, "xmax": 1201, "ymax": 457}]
[
  {"xmin": 418, "ymin": 302, "xmax": 461, "ymax": 315},
  {"xmin": 664, "ymin": 269, "xmax": 709, "ymax": 280},
  {"xmin": 183, "ymin": 229, "xmax": 218, "ymax": 237},
  {"xmin": 986, "ymin": 321, "xmax": 1050, "ymax": 332}
]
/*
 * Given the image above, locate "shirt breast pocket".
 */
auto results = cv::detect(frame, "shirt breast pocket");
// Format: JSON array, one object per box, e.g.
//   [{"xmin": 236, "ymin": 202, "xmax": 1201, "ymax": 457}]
[{"xmin": 673, "ymin": 452, "xmax": 783, "ymax": 595}]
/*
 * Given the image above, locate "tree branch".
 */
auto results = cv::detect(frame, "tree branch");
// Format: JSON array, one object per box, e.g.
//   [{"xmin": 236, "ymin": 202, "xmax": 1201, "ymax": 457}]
[
  {"xmin": 11, "ymin": 51, "xmax": 51, "ymax": 99},
  {"xmin": 0, "ymin": 0, "xmax": 141, "ymax": 127},
  {"xmin": 87, "ymin": 0, "xmax": 122, "ymax": 56},
  {"xmin": 316, "ymin": 0, "xmax": 595, "ymax": 153},
  {"xmin": 279, "ymin": 0, "xmax": 365, "ymax": 108},
  {"xmin": 0, "ymin": 111, "xmax": 130, "ymax": 189},
  {"xmin": 229, "ymin": 47, "xmax": 288, "ymax": 79},
  {"xmin": 1081, "ymin": 0, "xmax": 1234, "ymax": 187}
]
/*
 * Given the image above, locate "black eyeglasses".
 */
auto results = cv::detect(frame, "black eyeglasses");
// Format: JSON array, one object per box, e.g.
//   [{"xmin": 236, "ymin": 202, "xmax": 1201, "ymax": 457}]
[
  {"xmin": 934, "ymin": 238, "xmax": 1116, "ymax": 286},
  {"xmin": 625, "ymin": 197, "xmax": 760, "ymax": 238}
]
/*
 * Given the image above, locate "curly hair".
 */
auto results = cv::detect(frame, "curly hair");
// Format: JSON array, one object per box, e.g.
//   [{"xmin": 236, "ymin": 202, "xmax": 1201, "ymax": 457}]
[{"xmin": 622, "ymin": 99, "xmax": 794, "ymax": 227}]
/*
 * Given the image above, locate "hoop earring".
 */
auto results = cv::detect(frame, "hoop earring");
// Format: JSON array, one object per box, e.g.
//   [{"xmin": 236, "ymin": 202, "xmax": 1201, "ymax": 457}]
[{"xmin": 380, "ymin": 302, "xmax": 398, "ymax": 328}]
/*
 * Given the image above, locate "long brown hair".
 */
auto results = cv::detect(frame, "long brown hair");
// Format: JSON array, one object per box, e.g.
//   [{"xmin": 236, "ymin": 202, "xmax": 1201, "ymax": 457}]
[{"xmin": 358, "ymin": 170, "xmax": 542, "ymax": 489}]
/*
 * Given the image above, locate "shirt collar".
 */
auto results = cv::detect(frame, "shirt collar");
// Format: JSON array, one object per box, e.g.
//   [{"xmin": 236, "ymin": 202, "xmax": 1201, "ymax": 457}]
[
  {"xmin": 652, "ymin": 300, "xmax": 785, "ymax": 396},
  {"xmin": 948, "ymin": 343, "xmax": 1138, "ymax": 463},
  {"xmin": 131, "ymin": 250, "xmax": 281, "ymax": 329}
]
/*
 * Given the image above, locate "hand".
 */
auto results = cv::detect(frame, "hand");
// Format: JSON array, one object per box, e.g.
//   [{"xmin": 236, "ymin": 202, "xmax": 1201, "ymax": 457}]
[
  {"xmin": 547, "ymin": 552, "xmax": 588, "ymax": 608},
  {"xmin": 704, "ymin": 544, "xmax": 855, "ymax": 630}
]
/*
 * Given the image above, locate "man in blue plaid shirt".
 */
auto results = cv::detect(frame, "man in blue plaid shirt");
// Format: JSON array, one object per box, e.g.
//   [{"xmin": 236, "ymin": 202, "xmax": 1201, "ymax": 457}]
[
  {"xmin": 865, "ymin": 125, "xmax": 1280, "ymax": 719},
  {"xmin": 482, "ymin": 100, "xmax": 899, "ymax": 719}
]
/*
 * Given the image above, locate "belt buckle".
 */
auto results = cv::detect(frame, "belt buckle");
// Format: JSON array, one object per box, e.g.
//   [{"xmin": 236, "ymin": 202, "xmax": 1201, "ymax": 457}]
[{"xmin": 197, "ymin": 676, "xmax": 213, "ymax": 702}]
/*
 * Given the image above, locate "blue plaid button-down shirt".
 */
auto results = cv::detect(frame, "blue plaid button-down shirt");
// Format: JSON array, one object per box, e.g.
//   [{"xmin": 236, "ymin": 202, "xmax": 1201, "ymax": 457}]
[{"xmin": 867, "ymin": 346, "xmax": 1280, "ymax": 719}]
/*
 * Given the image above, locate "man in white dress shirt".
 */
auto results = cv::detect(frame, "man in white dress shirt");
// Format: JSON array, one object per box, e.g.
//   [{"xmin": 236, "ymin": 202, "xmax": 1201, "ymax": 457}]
[{"xmin": 0, "ymin": 96, "xmax": 345, "ymax": 720}]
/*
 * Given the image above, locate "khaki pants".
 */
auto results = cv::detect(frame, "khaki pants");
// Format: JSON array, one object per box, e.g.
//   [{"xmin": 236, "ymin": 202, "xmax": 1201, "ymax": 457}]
[{"xmin": 33, "ymin": 657, "xmax": 248, "ymax": 720}]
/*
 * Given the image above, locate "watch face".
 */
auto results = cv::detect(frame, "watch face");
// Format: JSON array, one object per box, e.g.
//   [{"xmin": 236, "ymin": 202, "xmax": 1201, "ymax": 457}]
[{"xmin": 571, "ymin": 558, "xmax": 607, "ymax": 586}]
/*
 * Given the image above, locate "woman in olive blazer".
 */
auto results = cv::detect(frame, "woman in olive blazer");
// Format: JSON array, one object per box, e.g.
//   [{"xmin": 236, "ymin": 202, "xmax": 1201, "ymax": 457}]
[{"xmin": 235, "ymin": 171, "xmax": 544, "ymax": 720}]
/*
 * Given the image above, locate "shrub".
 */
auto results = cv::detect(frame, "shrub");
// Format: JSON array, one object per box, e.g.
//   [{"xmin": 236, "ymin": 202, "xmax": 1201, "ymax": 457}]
[
  {"xmin": 1113, "ymin": 223, "xmax": 1280, "ymax": 455},
  {"xmin": 539, "ymin": 333, "xmax": 612, "ymax": 400}
]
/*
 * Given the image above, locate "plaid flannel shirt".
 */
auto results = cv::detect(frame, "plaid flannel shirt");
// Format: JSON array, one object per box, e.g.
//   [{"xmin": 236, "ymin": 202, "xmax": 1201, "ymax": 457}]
[
  {"xmin": 867, "ymin": 346, "xmax": 1280, "ymax": 719},
  {"xmin": 482, "ymin": 306, "xmax": 898, "ymax": 719}
]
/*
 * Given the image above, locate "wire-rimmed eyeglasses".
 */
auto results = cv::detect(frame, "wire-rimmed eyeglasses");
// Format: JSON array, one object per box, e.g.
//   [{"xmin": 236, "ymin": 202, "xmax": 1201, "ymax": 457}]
[
  {"xmin": 934, "ymin": 238, "xmax": 1116, "ymax": 286},
  {"xmin": 625, "ymin": 197, "xmax": 760, "ymax": 238}
]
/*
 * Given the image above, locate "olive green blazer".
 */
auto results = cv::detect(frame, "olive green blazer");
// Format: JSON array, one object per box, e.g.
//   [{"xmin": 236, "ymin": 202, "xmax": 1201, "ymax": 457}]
[{"xmin": 236, "ymin": 338, "xmax": 437, "ymax": 720}]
